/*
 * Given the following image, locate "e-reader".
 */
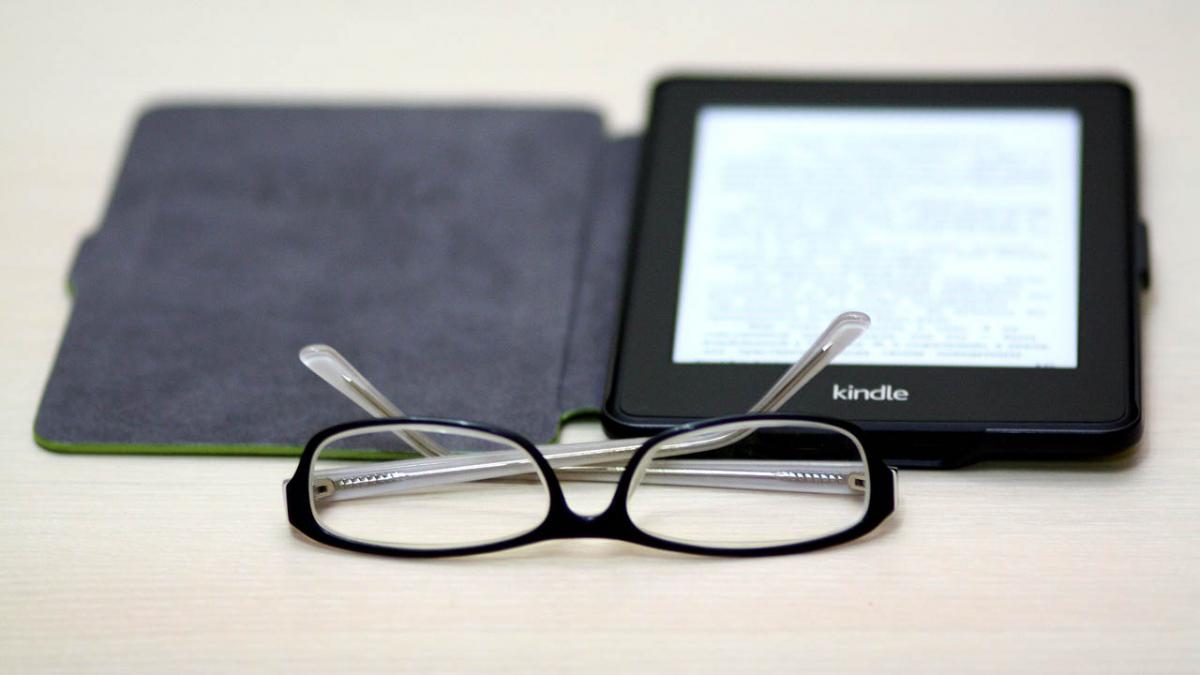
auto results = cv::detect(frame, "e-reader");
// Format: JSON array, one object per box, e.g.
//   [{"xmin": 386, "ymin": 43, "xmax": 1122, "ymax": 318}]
[{"xmin": 604, "ymin": 76, "xmax": 1148, "ymax": 467}]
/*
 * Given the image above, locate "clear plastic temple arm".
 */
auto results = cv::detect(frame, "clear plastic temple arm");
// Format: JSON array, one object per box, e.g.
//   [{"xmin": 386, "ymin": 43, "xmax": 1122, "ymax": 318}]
[
  {"xmin": 314, "ymin": 457, "xmax": 867, "ymax": 501},
  {"xmin": 299, "ymin": 346, "xmax": 452, "ymax": 458},
  {"xmin": 539, "ymin": 459, "xmax": 868, "ymax": 494},
  {"xmin": 302, "ymin": 312, "xmax": 871, "ymax": 498}
]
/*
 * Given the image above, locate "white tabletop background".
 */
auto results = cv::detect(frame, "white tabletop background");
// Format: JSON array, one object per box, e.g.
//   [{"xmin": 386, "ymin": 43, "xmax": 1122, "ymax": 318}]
[{"xmin": 1, "ymin": 1, "xmax": 1197, "ymax": 672}]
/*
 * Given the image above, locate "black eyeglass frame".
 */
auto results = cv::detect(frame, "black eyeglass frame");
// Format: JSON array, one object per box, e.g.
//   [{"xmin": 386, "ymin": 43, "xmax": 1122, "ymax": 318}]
[{"xmin": 286, "ymin": 413, "xmax": 896, "ymax": 558}]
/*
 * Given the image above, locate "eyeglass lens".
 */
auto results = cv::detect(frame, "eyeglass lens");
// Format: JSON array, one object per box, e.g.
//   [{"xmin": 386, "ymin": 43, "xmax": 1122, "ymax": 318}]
[
  {"xmin": 310, "ymin": 425, "xmax": 551, "ymax": 549},
  {"xmin": 626, "ymin": 419, "xmax": 869, "ymax": 549}
]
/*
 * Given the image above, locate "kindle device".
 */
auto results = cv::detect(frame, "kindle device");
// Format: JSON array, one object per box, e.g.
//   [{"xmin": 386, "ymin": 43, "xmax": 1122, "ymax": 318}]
[{"xmin": 604, "ymin": 77, "xmax": 1148, "ymax": 467}]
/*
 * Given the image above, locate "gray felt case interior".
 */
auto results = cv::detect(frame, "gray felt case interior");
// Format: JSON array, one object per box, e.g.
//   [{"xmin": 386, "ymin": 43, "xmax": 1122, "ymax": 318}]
[{"xmin": 36, "ymin": 106, "xmax": 640, "ymax": 453}]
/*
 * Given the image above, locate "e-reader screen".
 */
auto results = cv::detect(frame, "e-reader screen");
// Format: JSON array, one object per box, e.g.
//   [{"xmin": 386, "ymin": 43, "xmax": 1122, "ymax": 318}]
[{"xmin": 672, "ymin": 106, "xmax": 1082, "ymax": 369}]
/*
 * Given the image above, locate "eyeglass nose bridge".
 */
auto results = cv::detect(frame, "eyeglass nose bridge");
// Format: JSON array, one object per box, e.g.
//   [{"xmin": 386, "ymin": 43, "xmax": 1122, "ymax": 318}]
[{"xmin": 537, "ymin": 501, "xmax": 634, "ymax": 541}]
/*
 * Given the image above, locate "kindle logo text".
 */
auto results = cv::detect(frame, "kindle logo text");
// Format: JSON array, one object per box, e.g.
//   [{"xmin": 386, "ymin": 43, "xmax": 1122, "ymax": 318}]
[{"xmin": 832, "ymin": 384, "xmax": 909, "ymax": 402}]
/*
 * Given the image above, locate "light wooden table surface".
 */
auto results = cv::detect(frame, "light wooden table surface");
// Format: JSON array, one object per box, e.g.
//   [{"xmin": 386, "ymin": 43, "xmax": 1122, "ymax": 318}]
[{"xmin": 2, "ymin": 2, "xmax": 1197, "ymax": 672}]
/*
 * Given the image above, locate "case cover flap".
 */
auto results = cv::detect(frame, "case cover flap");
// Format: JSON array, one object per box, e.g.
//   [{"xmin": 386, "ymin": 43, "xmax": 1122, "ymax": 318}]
[{"xmin": 36, "ymin": 105, "xmax": 638, "ymax": 453}]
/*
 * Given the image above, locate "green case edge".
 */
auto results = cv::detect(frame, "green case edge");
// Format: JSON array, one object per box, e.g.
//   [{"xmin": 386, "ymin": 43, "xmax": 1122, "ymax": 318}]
[{"xmin": 34, "ymin": 430, "xmax": 303, "ymax": 457}]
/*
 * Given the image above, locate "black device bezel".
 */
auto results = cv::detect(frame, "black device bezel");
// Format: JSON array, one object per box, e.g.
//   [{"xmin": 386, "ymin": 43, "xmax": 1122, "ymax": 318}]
[{"xmin": 603, "ymin": 76, "xmax": 1144, "ymax": 467}]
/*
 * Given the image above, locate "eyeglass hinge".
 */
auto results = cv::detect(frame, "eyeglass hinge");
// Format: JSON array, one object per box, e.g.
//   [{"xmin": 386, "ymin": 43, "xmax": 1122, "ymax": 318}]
[
  {"xmin": 848, "ymin": 472, "xmax": 867, "ymax": 492},
  {"xmin": 312, "ymin": 478, "xmax": 336, "ymax": 501}
]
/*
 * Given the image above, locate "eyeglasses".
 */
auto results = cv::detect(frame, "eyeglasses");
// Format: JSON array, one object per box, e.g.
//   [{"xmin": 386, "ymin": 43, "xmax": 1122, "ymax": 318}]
[{"xmin": 284, "ymin": 313, "xmax": 897, "ymax": 557}]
